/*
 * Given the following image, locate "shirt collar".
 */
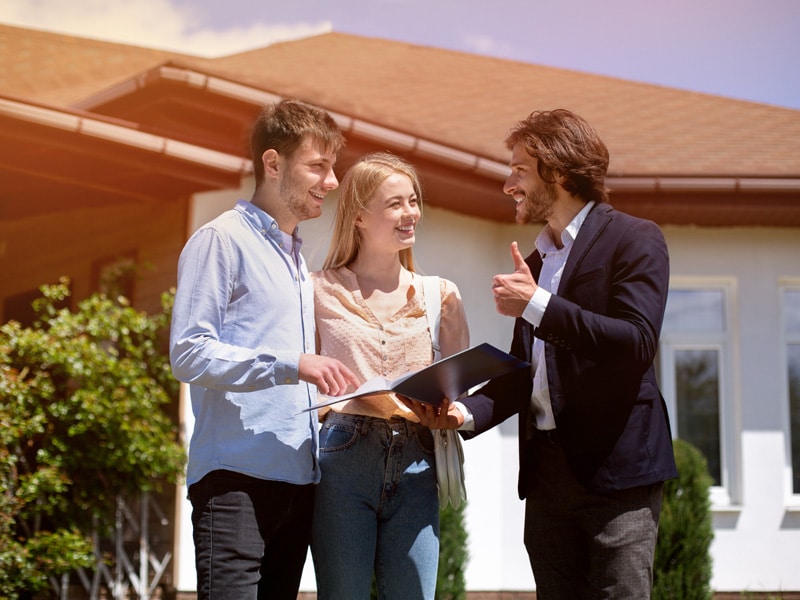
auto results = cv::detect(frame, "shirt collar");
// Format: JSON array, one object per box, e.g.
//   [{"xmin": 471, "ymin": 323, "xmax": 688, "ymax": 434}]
[
  {"xmin": 536, "ymin": 200, "xmax": 595, "ymax": 256},
  {"xmin": 236, "ymin": 199, "xmax": 303, "ymax": 254}
]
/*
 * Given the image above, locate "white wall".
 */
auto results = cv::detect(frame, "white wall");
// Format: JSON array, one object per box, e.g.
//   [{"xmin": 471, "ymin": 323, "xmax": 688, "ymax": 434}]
[
  {"xmin": 662, "ymin": 226, "xmax": 800, "ymax": 592},
  {"xmin": 175, "ymin": 183, "xmax": 800, "ymax": 594}
]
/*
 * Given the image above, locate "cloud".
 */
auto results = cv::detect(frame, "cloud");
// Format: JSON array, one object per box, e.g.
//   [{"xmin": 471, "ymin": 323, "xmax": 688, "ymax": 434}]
[
  {"xmin": 0, "ymin": 0, "xmax": 332, "ymax": 56},
  {"xmin": 460, "ymin": 32, "xmax": 514, "ymax": 61}
]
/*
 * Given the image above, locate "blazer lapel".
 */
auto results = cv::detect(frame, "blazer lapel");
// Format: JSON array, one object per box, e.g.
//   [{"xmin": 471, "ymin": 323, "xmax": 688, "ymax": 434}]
[{"xmin": 560, "ymin": 203, "xmax": 613, "ymax": 288}]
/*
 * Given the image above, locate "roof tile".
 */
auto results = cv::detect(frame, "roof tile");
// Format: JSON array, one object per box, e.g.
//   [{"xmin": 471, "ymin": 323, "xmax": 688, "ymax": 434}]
[{"xmin": 2, "ymin": 25, "xmax": 799, "ymax": 178}]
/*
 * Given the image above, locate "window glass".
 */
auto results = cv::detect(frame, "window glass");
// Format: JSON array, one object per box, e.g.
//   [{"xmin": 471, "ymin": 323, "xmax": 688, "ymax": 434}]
[
  {"xmin": 664, "ymin": 289, "xmax": 725, "ymax": 332},
  {"xmin": 789, "ymin": 344, "xmax": 800, "ymax": 493},
  {"xmin": 786, "ymin": 290, "xmax": 800, "ymax": 332},
  {"xmin": 676, "ymin": 348, "xmax": 721, "ymax": 485},
  {"xmin": 785, "ymin": 288, "xmax": 800, "ymax": 493}
]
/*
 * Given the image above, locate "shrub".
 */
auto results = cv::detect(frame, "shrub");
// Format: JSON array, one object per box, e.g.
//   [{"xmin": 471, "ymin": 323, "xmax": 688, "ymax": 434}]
[
  {"xmin": 0, "ymin": 279, "xmax": 185, "ymax": 596},
  {"xmin": 653, "ymin": 438, "xmax": 714, "ymax": 600},
  {"xmin": 437, "ymin": 502, "xmax": 468, "ymax": 600}
]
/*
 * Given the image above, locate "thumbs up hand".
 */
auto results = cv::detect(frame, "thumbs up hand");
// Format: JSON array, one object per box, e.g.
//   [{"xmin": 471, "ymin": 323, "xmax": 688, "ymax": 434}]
[{"xmin": 491, "ymin": 241, "xmax": 538, "ymax": 317}]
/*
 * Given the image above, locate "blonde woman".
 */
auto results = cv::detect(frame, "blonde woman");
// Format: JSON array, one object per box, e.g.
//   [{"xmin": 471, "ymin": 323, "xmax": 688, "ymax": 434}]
[{"xmin": 310, "ymin": 153, "xmax": 469, "ymax": 599}]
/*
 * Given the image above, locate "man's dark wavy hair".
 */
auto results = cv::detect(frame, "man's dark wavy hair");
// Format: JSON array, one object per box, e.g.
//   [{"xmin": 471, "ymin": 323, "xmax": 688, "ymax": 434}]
[{"xmin": 505, "ymin": 108, "xmax": 610, "ymax": 204}]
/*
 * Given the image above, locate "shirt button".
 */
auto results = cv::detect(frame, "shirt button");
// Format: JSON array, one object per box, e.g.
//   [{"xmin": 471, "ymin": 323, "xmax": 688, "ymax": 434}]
[
  {"xmin": 249, "ymin": 386, "xmax": 255, "ymax": 391},
  {"xmin": 285, "ymin": 377, "xmax": 293, "ymax": 384}
]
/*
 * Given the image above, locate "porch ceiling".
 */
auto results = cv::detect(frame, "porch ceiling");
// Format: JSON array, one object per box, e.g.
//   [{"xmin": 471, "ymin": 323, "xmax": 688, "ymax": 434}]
[{"xmin": 0, "ymin": 96, "xmax": 250, "ymax": 221}]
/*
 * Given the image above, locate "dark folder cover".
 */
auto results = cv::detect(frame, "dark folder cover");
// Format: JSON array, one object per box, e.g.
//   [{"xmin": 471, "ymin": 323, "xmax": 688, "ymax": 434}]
[{"xmin": 303, "ymin": 342, "xmax": 529, "ymax": 412}]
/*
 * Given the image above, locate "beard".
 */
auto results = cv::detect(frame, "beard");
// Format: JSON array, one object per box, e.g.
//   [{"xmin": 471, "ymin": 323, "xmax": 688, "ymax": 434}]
[
  {"xmin": 515, "ymin": 181, "xmax": 558, "ymax": 225},
  {"xmin": 280, "ymin": 170, "xmax": 320, "ymax": 223}
]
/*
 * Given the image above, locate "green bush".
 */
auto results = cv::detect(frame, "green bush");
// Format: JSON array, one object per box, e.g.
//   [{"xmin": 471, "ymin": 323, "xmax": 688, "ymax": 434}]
[
  {"xmin": 0, "ymin": 279, "xmax": 185, "ymax": 597},
  {"xmin": 653, "ymin": 438, "xmax": 714, "ymax": 600},
  {"xmin": 437, "ymin": 502, "xmax": 468, "ymax": 600}
]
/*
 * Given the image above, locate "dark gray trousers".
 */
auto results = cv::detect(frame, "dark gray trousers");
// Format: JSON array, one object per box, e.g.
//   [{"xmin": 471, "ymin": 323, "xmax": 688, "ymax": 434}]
[{"xmin": 523, "ymin": 433, "xmax": 663, "ymax": 600}]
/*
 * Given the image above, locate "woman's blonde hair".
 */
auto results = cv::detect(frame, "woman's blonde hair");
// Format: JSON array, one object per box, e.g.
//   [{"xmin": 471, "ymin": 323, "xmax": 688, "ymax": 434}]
[{"xmin": 323, "ymin": 152, "xmax": 423, "ymax": 271}]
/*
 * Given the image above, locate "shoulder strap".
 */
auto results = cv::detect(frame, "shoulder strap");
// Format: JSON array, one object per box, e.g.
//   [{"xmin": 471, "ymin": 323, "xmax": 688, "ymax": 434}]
[{"xmin": 422, "ymin": 275, "xmax": 442, "ymax": 361}]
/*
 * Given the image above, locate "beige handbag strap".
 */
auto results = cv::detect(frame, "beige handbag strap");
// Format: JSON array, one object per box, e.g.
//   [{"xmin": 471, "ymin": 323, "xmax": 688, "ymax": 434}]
[{"xmin": 422, "ymin": 275, "xmax": 441, "ymax": 361}]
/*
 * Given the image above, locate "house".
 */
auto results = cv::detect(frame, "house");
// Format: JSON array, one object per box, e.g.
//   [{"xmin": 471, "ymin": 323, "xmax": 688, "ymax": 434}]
[{"xmin": 2, "ymin": 22, "xmax": 800, "ymax": 597}]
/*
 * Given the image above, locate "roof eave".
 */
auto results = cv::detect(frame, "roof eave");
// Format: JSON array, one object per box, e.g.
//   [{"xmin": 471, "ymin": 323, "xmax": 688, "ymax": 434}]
[{"xmin": 68, "ymin": 64, "xmax": 800, "ymax": 226}]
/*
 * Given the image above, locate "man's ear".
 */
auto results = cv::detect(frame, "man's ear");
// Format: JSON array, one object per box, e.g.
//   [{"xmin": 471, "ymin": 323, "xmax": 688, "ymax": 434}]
[{"xmin": 262, "ymin": 149, "xmax": 280, "ymax": 179}]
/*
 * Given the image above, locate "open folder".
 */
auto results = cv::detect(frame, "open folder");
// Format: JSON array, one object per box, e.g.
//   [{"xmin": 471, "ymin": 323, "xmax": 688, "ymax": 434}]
[{"xmin": 302, "ymin": 342, "xmax": 529, "ymax": 412}]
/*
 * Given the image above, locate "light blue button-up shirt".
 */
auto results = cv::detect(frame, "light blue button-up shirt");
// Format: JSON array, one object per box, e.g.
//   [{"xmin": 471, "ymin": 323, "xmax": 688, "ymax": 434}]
[{"xmin": 170, "ymin": 200, "xmax": 319, "ymax": 487}]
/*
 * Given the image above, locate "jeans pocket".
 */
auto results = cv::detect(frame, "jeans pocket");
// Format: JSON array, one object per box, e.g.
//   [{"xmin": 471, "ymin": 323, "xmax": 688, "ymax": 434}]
[
  {"xmin": 319, "ymin": 418, "xmax": 361, "ymax": 452},
  {"xmin": 412, "ymin": 423, "xmax": 435, "ymax": 455}
]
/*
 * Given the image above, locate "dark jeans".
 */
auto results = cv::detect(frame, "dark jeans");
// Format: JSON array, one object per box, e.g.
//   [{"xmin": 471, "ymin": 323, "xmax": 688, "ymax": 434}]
[{"xmin": 188, "ymin": 469, "xmax": 315, "ymax": 600}]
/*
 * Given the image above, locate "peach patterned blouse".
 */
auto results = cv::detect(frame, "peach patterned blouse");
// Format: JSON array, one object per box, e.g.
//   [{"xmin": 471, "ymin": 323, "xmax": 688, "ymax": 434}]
[{"xmin": 311, "ymin": 267, "xmax": 470, "ymax": 421}]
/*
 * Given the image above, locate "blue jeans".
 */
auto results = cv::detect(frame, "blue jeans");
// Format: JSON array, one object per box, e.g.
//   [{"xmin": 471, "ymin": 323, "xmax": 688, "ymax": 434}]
[
  {"xmin": 312, "ymin": 413, "xmax": 440, "ymax": 600},
  {"xmin": 188, "ymin": 469, "xmax": 314, "ymax": 600}
]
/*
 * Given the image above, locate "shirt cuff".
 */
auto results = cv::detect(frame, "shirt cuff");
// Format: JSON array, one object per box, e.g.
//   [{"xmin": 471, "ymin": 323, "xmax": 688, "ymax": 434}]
[
  {"xmin": 272, "ymin": 350, "xmax": 301, "ymax": 385},
  {"xmin": 453, "ymin": 401, "xmax": 475, "ymax": 431},
  {"xmin": 522, "ymin": 286, "xmax": 551, "ymax": 327}
]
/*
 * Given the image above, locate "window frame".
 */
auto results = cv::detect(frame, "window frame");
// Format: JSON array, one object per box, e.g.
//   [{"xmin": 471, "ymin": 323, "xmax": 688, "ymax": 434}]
[
  {"xmin": 779, "ymin": 279, "xmax": 800, "ymax": 507},
  {"xmin": 659, "ymin": 277, "xmax": 741, "ymax": 507}
]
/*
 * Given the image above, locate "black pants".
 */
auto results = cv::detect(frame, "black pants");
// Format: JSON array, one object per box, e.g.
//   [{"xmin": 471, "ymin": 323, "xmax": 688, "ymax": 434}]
[{"xmin": 189, "ymin": 470, "xmax": 315, "ymax": 600}]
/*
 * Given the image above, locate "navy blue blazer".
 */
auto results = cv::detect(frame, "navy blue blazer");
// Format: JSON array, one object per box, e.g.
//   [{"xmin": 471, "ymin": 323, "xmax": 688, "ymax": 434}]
[{"xmin": 462, "ymin": 203, "xmax": 678, "ymax": 496}]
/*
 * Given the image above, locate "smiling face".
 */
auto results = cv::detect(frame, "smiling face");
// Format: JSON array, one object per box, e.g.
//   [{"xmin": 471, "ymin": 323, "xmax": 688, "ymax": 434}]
[
  {"xmin": 356, "ymin": 172, "xmax": 421, "ymax": 254},
  {"xmin": 503, "ymin": 142, "xmax": 559, "ymax": 225},
  {"xmin": 279, "ymin": 137, "xmax": 339, "ymax": 223}
]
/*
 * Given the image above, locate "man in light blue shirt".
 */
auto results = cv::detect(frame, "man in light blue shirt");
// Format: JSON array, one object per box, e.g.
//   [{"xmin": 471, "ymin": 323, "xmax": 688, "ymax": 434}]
[{"xmin": 170, "ymin": 99, "xmax": 357, "ymax": 600}]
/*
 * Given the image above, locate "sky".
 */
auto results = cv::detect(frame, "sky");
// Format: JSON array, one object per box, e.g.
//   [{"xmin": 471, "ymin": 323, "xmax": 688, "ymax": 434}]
[{"xmin": 2, "ymin": 0, "xmax": 799, "ymax": 110}]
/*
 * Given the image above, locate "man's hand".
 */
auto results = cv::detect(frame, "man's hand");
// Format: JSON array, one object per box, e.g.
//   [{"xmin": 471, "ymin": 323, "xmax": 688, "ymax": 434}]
[
  {"xmin": 298, "ymin": 354, "xmax": 359, "ymax": 396},
  {"xmin": 400, "ymin": 398, "xmax": 464, "ymax": 430},
  {"xmin": 492, "ymin": 241, "xmax": 537, "ymax": 317}
]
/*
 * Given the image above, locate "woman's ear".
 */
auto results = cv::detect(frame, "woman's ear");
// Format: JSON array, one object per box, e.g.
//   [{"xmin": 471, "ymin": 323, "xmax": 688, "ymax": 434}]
[{"xmin": 354, "ymin": 211, "xmax": 366, "ymax": 229}]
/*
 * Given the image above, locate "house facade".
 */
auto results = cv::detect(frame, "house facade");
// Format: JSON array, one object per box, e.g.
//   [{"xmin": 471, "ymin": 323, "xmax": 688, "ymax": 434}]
[{"xmin": 2, "ymin": 23, "xmax": 800, "ymax": 596}]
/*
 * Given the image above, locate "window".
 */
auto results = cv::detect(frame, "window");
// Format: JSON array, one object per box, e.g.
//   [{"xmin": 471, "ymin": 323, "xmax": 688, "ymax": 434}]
[
  {"xmin": 659, "ymin": 281, "xmax": 738, "ymax": 505},
  {"xmin": 783, "ymin": 286, "xmax": 800, "ymax": 496},
  {"xmin": 91, "ymin": 252, "xmax": 137, "ymax": 301}
]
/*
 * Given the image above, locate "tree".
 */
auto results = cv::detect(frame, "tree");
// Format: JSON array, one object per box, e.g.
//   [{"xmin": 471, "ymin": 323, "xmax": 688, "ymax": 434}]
[
  {"xmin": 0, "ymin": 279, "xmax": 185, "ymax": 597},
  {"xmin": 653, "ymin": 438, "xmax": 714, "ymax": 600},
  {"xmin": 437, "ymin": 503, "xmax": 468, "ymax": 600}
]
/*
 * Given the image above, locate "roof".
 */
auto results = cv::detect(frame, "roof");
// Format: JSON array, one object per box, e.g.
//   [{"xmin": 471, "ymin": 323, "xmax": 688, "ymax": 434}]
[
  {"xmin": 0, "ymin": 25, "xmax": 249, "ymax": 220},
  {"xmin": 2, "ymin": 24, "xmax": 799, "ymax": 226},
  {"xmin": 194, "ymin": 32, "xmax": 800, "ymax": 178}
]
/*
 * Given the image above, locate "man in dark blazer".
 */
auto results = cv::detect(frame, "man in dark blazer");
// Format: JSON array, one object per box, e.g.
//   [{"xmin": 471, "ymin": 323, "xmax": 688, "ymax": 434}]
[{"xmin": 409, "ymin": 108, "xmax": 678, "ymax": 599}]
